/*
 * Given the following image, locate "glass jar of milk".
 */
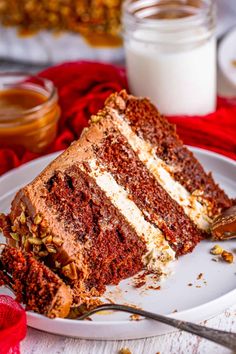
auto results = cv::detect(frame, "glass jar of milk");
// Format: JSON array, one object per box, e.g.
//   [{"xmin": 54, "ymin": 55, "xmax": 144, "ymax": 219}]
[{"xmin": 122, "ymin": 0, "xmax": 216, "ymax": 116}]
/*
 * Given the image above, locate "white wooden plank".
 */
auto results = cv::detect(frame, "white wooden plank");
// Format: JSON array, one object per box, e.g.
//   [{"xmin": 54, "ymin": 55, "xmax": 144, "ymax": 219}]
[{"xmin": 21, "ymin": 305, "xmax": 236, "ymax": 354}]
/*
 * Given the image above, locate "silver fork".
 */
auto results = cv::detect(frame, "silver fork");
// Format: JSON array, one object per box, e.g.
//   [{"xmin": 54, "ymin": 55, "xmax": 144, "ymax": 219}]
[{"xmin": 78, "ymin": 303, "xmax": 236, "ymax": 351}]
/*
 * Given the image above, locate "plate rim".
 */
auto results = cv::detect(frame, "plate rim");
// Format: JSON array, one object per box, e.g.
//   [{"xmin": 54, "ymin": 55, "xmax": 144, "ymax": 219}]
[{"xmin": 0, "ymin": 146, "xmax": 235, "ymax": 327}]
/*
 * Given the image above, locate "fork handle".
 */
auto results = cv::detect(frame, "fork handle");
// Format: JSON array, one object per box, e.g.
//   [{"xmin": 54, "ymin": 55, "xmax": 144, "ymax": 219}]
[{"xmin": 79, "ymin": 304, "xmax": 236, "ymax": 351}]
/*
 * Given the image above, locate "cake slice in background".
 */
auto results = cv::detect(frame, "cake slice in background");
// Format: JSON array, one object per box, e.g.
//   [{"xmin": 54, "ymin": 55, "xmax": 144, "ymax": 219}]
[
  {"xmin": 0, "ymin": 0, "xmax": 122, "ymax": 45},
  {"xmin": 0, "ymin": 90, "xmax": 232, "ymax": 315}
]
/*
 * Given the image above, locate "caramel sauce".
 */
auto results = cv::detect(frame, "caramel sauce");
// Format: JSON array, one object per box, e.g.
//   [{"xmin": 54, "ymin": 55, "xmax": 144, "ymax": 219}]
[
  {"xmin": 83, "ymin": 33, "xmax": 122, "ymax": 48},
  {"xmin": 0, "ymin": 88, "xmax": 47, "ymax": 113},
  {"xmin": 0, "ymin": 87, "xmax": 60, "ymax": 153}
]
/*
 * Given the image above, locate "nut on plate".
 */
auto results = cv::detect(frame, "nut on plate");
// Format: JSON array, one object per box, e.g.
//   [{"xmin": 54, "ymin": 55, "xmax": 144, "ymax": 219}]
[
  {"xmin": 210, "ymin": 244, "xmax": 223, "ymax": 255},
  {"xmin": 221, "ymin": 250, "xmax": 234, "ymax": 264}
]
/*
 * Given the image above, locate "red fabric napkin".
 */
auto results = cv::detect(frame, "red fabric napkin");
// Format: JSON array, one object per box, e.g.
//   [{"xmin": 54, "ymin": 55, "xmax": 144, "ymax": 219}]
[
  {"xmin": 168, "ymin": 96, "xmax": 236, "ymax": 160},
  {"xmin": 0, "ymin": 61, "xmax": 235, "ymax": 176},
  {"xmin": 0, "ymin": 295, "xmax": 26, "ymax": 354}
]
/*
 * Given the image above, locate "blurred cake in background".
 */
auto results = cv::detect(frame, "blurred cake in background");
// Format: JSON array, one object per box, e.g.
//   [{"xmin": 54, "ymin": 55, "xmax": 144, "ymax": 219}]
[
  {"xmin": 0, "ymin": 0, "xmax": 124, "ymax": 63},
  {"xmin": 0, "ymin": 0, "xmax": 122, "ymax": 47}
]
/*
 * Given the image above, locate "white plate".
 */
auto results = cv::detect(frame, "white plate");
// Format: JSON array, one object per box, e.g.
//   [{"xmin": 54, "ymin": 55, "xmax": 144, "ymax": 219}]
[
  {"xmin": 218, "ymin": 26, "xmax": 236, "ymax": 89},
  {"xmin": 0, "ymin": 147, "xmax": 236, "ymax": 340}
]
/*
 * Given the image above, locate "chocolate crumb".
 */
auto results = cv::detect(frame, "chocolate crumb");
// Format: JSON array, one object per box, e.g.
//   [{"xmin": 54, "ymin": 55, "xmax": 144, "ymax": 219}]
[
  {"xmin": 221, "ymin": 250, "xmax": 234, "ymax": 263},
  {"xmin": 148, "ymin": 285, "xmax": 161, "ymax": 291},
  {"xmin": 130, "ymin": 314, "xmax": 141, "ymax": 321},
  {"xmin": 134, "ymin": 280, "xmax": 146, "ymax": 288},
  {"xmin": 188, "ymin": 283, "xmax": 193, "ymax": 286},
  {"xmin": 197, "ymin": 273, "xmax": 203, "ymax": 280}
]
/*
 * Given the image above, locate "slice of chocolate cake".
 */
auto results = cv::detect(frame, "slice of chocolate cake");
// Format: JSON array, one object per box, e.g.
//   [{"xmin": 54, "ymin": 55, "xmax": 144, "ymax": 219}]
[
  {"xmin": 0, "ymin": 90, "xmax": 232, "ymax": 315},
  {"xmin": 0, "ymin": 245, "xmax": 72, "ymax": 318}
]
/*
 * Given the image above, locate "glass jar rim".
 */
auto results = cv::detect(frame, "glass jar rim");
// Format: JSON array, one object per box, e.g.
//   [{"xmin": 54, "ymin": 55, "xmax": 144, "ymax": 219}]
[
  {"xmin": 122, "ymin": 0, "xmax": 215, "ymax": 37},
  {"xmin": 0, "ymin": 72, "xmax": 58, "ymax": 121}
]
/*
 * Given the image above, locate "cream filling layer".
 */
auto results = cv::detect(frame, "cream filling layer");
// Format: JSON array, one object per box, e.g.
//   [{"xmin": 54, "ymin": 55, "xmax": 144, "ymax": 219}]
[
  {"xmin": 110, "ymin": 109, "xmax": 212, "ymax": 231},
  {"xmin": 83, "ymin": 159, "xmax": 175, "ymax": 272}
]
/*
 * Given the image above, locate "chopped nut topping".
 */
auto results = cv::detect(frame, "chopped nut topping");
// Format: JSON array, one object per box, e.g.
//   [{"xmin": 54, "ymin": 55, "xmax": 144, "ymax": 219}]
[
  {"xmin": 40, "ymin": 231, "xmax": 47, "ymax": 239},
  {"xmin": 11, "ymin": 225, "xmax": 17, "ymax": 232},
  {"xmin": 61, "ymin": 262, "xmax": 78, "ymax": 280},
  {"xmin": 80, "ymin": 127, "xmax": 89, "ymax": 137},
  {"xmin": 28, "ymin": 237, "xmax": 43, "ymax": 245},
  {"xmin": 33, "ymin": 244, "xmax": 41, "ymax": 253},
  {"xmin": 42, "ymin": 235, "xmax": 52, "ymax": 244},
  {"xmin": 210, "ymin": 244, "xmax": 223, "ymax": 255},
  {"xmin": 38, "ymin": 250, "xmax": 49, "ymax": 257},
  {"xmin": 46, "ymin": 245, "xmax": 57, "ymax": 254},
  {"xmin": 19, "ymin": 211, "xmax": 26, "ymax": 224},
  {"xmin": 221, "ymin": 250, "xmax": 234, "ymax": 264},
  {"xmin": 10, "ymin": 232, "xmax": 19, "ymax": 241},
  {"xmin": 27, "ymin": 220, "xmax": 37, "ymax": 233},
  {"xmin": 34, "ymin": 214, "xmax": 42, "ymax": 225},
  {"xmin": 52, "ymin": 237, "xmax": 63, "ymax": 247},
  {"xmin": 55, "ymin": 261, "xmax": 61, "ymax": 268},
  {"xmin": 24, "ymin": 239, "xmax": 31, "ymax": 252},
  {"xmin": 20, "ymin": 203, "xmax": 26, "ymax": 212},
  {"xmin": 21, "ymin": 235, "xmax": 26, "ymax": 244},
  {"xmin": 91, "ymin": 115, "xmax": 101, "ymax": 123}
]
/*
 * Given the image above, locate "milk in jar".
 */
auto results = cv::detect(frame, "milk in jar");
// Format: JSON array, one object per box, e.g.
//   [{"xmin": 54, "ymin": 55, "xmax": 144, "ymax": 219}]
[{"xmin": 123, "ymin": 0, "xmax": 216, "ymax": 116}]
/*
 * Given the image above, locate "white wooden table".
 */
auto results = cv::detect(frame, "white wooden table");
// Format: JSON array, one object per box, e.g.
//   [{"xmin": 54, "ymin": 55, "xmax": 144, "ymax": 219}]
[
  {"xmin": 21, "ymin": 305, "xmax": 236, "ymax": 354},
  {"xmin": 2, "ymin": 48, "xmax": 236, "ymax": 354}
]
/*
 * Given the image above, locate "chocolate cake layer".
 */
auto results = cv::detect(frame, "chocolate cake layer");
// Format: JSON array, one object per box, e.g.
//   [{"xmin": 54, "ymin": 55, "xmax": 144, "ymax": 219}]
[
  {"xmin": 46, "ymin": 166, "xmax": 146, "ymax": 293},
  {"xmin": 96, "ymin": 132, "xmax": 202, "ymax": 255},
  {"xmin": 105, "ymin": 91, "xmax": 232, "ymax": 215}
]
